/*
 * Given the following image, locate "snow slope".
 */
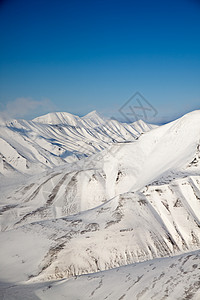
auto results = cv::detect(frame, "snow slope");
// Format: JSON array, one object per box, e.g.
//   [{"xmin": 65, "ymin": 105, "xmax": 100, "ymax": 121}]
[
  {"xmin": 103, "ymin": 110, "xmax": 200, "ymax": 198},
  {"xmin": 36, "ymin": 250, "xmax": 200, "ymax": 300},
  {"xmin": 1, "ymin": 175, "xmax": 200, "ymax": 283},
  {"xmin": 0, "ymin": 250, "xmax": 199, "ymax": 300}
]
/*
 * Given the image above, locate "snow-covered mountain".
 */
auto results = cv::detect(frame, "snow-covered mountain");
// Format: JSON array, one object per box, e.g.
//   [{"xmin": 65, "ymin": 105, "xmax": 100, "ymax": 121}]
[
  {"xmin": 0, "ymin": 111, "xmax": 154, "ymax": 177},
  {"xmin": 0, "ymin": 110, "xmax": 200, "ymax": 299}
]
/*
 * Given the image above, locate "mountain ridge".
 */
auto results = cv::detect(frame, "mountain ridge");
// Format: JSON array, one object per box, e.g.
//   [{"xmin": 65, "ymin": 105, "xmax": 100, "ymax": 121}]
[{"xmin": 0, "ymin": 111, "xmax": 154, "ymax": 177}]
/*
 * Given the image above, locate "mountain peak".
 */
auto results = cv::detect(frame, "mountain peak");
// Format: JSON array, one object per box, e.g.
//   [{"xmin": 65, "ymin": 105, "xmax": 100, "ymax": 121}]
[
  {"xmin": 32, "ymin": 111, "xmax": 81, "ymax": 126},
  {"xmin": 81, "ymin": 110, "xmax": 106, "ymax": 126},
  {"xmin": 82, "ymin": 110, "xmax": 100, "ymax": 118}
]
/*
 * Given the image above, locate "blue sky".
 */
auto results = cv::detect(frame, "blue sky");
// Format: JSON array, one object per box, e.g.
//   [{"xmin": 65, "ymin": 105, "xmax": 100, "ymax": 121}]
[{"xmin": 0, "ymin": 0, "xmax": 200, "ymax": 123}]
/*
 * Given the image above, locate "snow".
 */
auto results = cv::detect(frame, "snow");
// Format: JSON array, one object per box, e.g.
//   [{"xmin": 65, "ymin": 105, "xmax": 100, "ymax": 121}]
[
  {"xmin": 35, "ymin": 250, "xmax": 200, "ymax": 300},
  {"xmin": 1, "ymin": 250, "xmax": 200, "ymax": 299},
  {"xmin": 33, "ymin": 111, "xmax": 82, "ymax": 126},
  {"xmin": 0, "ymin": 110, "xmax": 200, "ymax": 299},
  {"xmin": 0, "ymin": 111, "xmax": 152, "ymax": 177},
  {"xmin": 103, "ymin": 110, "xmax": 200, "ymax": 198}
]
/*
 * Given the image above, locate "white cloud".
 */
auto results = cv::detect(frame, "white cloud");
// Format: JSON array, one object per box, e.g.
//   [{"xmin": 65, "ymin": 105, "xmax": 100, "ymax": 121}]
[{"xmin": 0, "ymin": 98, "xmax": 57, "ymax": 122}]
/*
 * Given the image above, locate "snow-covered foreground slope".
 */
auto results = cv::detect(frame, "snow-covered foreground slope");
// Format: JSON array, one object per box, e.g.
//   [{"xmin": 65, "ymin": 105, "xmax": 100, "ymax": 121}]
[
  {"xmin": 36, "ymin": 250, "xmax": 200, "ymax": 300},
  {"xmin": 1, "ymin": 176, "xmax": 200, "ymax": 283},
  {"xmin": 0, "ymin": 250, "xmax": 200, "ymax": 300},
  {"xmin": 0, "ymin": 111, "xmax": 153, "ymax": 177},
  {"xmin": 1, "ymin": 110, "xmax": 200, "ymax": 299}
]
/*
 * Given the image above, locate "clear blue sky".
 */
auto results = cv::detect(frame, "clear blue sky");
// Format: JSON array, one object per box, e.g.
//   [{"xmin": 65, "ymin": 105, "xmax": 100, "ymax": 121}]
[{"xmin": 0, "ymin": 0, "xmax": 200, "ymax": 123}]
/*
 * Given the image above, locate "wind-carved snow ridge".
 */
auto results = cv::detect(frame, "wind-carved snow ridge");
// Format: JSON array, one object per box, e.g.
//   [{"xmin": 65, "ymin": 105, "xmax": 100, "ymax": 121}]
[{"xmin": 0, "ymin": 110, "xmax": 200, "ymax": 299}]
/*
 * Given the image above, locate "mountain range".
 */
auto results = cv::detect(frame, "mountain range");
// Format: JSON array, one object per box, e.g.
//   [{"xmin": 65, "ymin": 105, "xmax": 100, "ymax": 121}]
[{"xmin": 0, "ymin": 110, "xmax": 200, "ymax": 300}]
